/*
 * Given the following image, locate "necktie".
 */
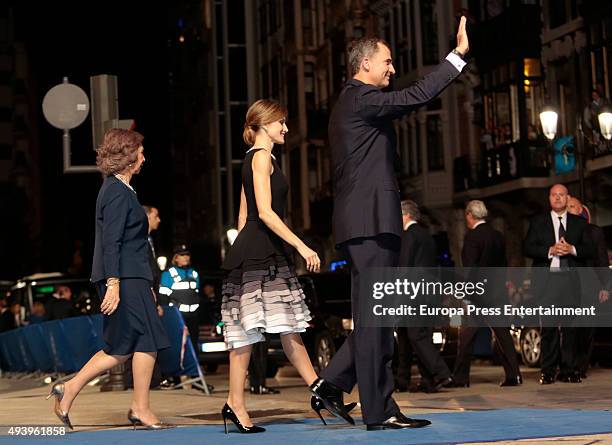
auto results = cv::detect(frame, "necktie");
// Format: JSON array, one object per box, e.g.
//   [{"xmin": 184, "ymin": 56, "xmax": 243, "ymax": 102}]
[{"xmin": 558, "ymin": 217, "xmax": 569, "ymax": 268}]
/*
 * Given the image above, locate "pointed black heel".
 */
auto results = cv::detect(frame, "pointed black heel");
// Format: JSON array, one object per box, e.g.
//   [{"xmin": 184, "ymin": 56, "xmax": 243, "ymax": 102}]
[
  {"xmin": 309, "ymin": 378, "xmax": 355, "ymax": 425},
  {"xmin": 46, "ymin": 383, "xmax": 74, "ymax": 430},
  {"xmin": 221, "ymin": 403, "xmax": 265, "ymax": 434},
  {"xmin": 310, "ymin": 395, "xmax": 358, "ymax": 425}
]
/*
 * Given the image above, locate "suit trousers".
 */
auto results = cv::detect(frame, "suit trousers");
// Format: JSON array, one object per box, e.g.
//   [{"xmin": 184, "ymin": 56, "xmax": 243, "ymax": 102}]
[
  {"xmin": 396, "ymin": 327, "xmax": 451, "ymax": 387},
  {"xmin": 453, "ymin": 326, "xmax": 520, "ymax": 384},
  {"xmin": 320, "ymin": 234, "xmax": 400, "ymax": 424},
  {"xmin": 249, "ymin": 336, "xmax": 269, "ymax": 388},
  {"xmin": 540, "ymin": 272, "xmax": 579, "ymax": 375}
]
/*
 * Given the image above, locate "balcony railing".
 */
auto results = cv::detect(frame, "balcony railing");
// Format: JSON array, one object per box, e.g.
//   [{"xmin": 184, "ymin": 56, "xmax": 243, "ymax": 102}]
[{"xmin": 454, "ymin": 140, "xmax": 551, "ymax": 192}]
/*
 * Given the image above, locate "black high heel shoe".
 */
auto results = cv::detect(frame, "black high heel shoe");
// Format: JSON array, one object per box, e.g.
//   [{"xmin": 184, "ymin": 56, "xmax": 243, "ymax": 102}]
[
  {"xmin": 127, "ymin": 410, "xmax": 175, "ymax": 430},
  {"xmin": 45, "ymin": 383, "xmax": 73, "ymax": 430},
  {"xmin": 310, "ymin": 396, "xmax": 358, "ymax": 425},
  {"xmin": 221, "ymin": 403, "xmax": 265, "ymax": 434}
]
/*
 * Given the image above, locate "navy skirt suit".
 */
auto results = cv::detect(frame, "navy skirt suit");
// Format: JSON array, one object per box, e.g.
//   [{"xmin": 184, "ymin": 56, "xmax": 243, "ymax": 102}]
[{"xmin": 91, "ymin": 176, "xmax": 170, "ymax": 355}]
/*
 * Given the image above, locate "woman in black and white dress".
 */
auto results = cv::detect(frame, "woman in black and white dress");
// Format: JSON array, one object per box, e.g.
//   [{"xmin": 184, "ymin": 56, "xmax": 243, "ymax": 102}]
[{"xmin": 220, "ymin": 100, "xmax": 347, "ymax": 434}]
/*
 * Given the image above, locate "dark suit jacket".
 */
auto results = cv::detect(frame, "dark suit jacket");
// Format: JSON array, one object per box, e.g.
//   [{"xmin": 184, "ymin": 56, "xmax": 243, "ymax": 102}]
[
  {"xmin": 586, "ymin": 223, "xmax": 610, "ymax": 288},
  {"xmin": 91, "ymin": 176, "xmax": 153, "ymax": 283},
  {"xmin": 399, "ymin": 223, "xmax": 437, "ymax": 267},
  {"xmin": 329, "ymin": 61, "xmax": 461, "ymax": 245},
  {"xmin": 524, "ymin": 212, "xmax": 591, "ymax": 268},
  {"xmin": 147, "ymin": 237, "xmax": 161, "ymax": 290},
  {"xmin": 462, "ymin": 223, "xmax": 507, "ymax": 267}
]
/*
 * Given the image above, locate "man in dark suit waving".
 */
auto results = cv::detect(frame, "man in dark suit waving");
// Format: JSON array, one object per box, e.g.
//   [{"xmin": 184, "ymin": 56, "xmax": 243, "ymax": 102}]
[
  {"xmin": 310, "ymin": 17, "xmax": 469, "ymax": 431},
  {"xmin": 452, "ymin": 200, "xmax": 521, "ymax": 387}
]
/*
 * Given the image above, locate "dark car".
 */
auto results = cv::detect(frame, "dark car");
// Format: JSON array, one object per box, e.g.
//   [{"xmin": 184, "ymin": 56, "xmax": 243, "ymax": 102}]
[
  {"xmin": 298, "ymin": 271, "xmax": 458, "ymax": 372},
  {"xmin": 11, "ymin": 273, "xmax": 99, "ymax": 322},
  {"xmin": 511, "ymin": 325, "xmax": 612, "ymax": 368}
]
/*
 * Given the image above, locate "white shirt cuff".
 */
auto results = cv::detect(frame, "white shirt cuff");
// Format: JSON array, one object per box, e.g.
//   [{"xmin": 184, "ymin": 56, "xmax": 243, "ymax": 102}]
[
  {"xmin": 571, "ymin": 246, "xmax": 577, "ymax": 256},
  {"xmin": 445, "ymin": 52, "xmax": 466, "ymax": 72}
]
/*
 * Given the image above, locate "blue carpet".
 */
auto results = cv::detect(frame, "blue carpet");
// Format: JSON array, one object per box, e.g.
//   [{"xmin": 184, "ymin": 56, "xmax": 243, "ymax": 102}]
[{"xmin": 3, "ymin": 409, "xmax": 612, "ymax": 445}]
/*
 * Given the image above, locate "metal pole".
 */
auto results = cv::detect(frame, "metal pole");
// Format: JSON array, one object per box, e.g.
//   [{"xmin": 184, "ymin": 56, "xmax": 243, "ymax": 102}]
[{"xmin": 62, "ymin": 129, "xmax": 71, "ymax": 173}]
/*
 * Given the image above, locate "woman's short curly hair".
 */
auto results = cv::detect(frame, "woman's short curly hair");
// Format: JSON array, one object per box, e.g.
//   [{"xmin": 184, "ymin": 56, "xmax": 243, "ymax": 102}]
[{"xmin": 96, "ymin": 128, "xmax": 143, "ymax": 176}]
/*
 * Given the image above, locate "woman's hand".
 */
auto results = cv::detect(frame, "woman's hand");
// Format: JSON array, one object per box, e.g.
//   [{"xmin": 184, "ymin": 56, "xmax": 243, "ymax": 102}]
[
  {"xmin": 297, "ymin": 243, "xmax": 321, "ymax": 273},
  {"xmin": 101, "ymin": 285, "xmax": 120, "ymax": 315}
]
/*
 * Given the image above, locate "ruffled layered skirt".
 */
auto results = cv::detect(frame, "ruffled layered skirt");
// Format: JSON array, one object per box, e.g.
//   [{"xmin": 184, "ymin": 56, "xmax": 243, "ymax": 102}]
[{"xmin": 221, "ymin": 225, "xmax": 312, "ymax": 350}]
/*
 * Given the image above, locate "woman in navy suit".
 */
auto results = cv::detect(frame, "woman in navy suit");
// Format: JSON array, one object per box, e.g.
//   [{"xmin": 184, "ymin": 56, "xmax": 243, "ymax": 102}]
[{"xmin": 46, "ymin": 129, "xmax": 172, "ymax": 430}]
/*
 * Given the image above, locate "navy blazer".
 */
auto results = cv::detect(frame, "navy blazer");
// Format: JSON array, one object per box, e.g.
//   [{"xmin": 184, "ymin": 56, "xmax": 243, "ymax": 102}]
[
  {"xmin": 91, "ymin": 176, "xmax": 153, "ymax": 283},
  {"xmin": 462, "ymin": 223, "xmax": 507, "ymax": 267},
  {"xmin": 329, "ymin": 60, "xmax": 461, "ymax": 245},
  {"xmin": 399, "ymin": 223, "xmax": 437, "ymax": 267}
]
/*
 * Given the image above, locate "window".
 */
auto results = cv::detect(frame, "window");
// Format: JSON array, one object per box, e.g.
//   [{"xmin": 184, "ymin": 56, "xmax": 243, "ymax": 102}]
[
  {"xmin": 284, "ymin": 0, "xmax": 294, "ymax": 41},
  {"xmin": 270, "ymin": 55, "xmax": 281, "ymax": 99},
  {"xmin": 305, "ymin": 62, "xmax": 315, "ymax": 109},
  {"xmin": 426, "ymin": 114, "xmax": 444, "ymax": 171},
  {"xmin": 227, "ymin": 0, "xmax": 245, "ymax": 43},
  {"xmin": 259, "ymin": 2, "xmax": 268, "ymax": 42},
  {"xmin": 287, "ymin": 65, "xmax": 298, "ymax": 118},
  {"xmin": 302, "ymin": 0, "xmax": 314, "ymax": 47},
  {"xmin": 548, "ymin": 0, "xmax": 579, "ymax": 29},
  {"xmin": 229, "ymin": 47, "xmax": 247, "ymax": 101},
  {"xmin": 218, "ymin": 114, "xmax": 226, "ymax": 168},
  {"xmin": 420, "ymin": 0, "xmax": 439, "ymax": 65},
  {"xmin": 290, "ymin": 149, "xmax": 302, "ymax": 225},
  {"xmin": 230, "ymin": 104, "xmax": 248, "ymax": 158}
]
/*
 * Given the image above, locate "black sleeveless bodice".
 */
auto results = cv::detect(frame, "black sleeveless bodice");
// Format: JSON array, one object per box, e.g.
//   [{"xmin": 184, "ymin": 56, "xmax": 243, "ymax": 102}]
[{"xmin": 221, "ymin": 148, "xmax": 292, "ymax": 270}]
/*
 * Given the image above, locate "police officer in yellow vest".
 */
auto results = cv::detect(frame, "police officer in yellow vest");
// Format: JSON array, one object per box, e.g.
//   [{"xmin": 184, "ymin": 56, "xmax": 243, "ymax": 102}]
[{"xmin": 159, "ymin": 244, "xmax": 200, "ymax": 354}]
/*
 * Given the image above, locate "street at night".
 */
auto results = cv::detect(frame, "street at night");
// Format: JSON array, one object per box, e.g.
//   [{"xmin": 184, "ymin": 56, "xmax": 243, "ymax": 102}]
[{"xmin": 2, "ymin": 1, "xmax": 612, "ymax": 444}]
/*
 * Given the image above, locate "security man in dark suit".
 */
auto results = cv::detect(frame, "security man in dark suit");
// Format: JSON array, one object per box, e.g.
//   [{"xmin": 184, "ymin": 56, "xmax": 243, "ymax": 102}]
[
  {"xmin": 143, "ymin": 205, "xmax": 162, "ymax": 313},
  {"xmin": 395, "ymin": 200, "xmax": 452, "ymax": 392},
  {"xmin": 525, "ymin": 184, "xmax": 592, "ymax": 384},
  {"xmin": 453, "ymin": 200, "xmax": 521, "ymax": 387},
  {"xmin": 311, "ymin": 18, "xmax": 469, "ymax": 430},
  {"xmin": 566, "ymin": 196, "xmax": 609, "ymax": 378}
]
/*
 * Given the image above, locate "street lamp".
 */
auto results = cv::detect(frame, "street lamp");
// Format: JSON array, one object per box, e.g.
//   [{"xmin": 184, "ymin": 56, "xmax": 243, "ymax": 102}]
[
  {"xmin": 598, "ymin": 105, "xmax": 612, "ymax": 140},
  {"xmin": 226, "ymin": 228, "xmax": 238, "ymax": 246},
  {"xmin": 539, "ymin": 105, "xmax": 559, "ymax": 140}
]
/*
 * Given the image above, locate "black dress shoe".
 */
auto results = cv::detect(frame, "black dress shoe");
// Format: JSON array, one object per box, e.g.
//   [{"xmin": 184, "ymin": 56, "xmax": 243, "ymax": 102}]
[
  {"xmin": 539, "ymin": 373, "xmax": 555, "ymax": 385},
  {"xmin": 415, "ymin": 382, "xmax": 438, "ymax": 393},
  {"xmin": 445, "ymin": 379, "xmax": 469, "ymax": 388},
  {"xmin": 309, "ymin": 378, "xmax": 354, "ymax": 425},
  {"xmin": 249, "ymin": 385, "xmax": 280, "ymax": 395},
  {"xmin": 394, "ymin": 383, "xmax": 409, "ymax": 393},
  {"xmin": 566, "ymin": 372, "xmax": 582, "ymax": 383},
  {"xmin": 500, "ymin": 375, "xmax": 523, "ymax": 387},
  {"xmin": 366, "ymin": 412, "xmax": 431, "ymax": 431},
  {"xmin": 433, "ymin": 376, "xmax": 453, "ymax": 390}
]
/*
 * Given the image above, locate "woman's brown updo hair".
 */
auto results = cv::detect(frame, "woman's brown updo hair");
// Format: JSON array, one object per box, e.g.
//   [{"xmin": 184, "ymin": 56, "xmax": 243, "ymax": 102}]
[
  {"xmin": 243, "ymin": 99, "xmax": 288, "ymax": 146},
  {"xmin": 96, "ymin": 128, "xmax": 144, "ymax": 176}
]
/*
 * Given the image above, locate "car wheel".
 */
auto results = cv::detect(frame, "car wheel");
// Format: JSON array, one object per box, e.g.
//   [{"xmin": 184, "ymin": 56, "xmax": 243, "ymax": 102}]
[
  {"xmin": 314, "ymin": 331, "xmax": 336, "ymax": 373},
  {"xmin": 520, "ymin": 328, "xmax": 541, "ymax": 367}
]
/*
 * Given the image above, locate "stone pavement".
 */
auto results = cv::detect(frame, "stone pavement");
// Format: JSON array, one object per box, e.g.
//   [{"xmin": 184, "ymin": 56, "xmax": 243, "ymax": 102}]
[{"xmin": 1, "ymin": 363, "xmax": 611, "ymax": 444}]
